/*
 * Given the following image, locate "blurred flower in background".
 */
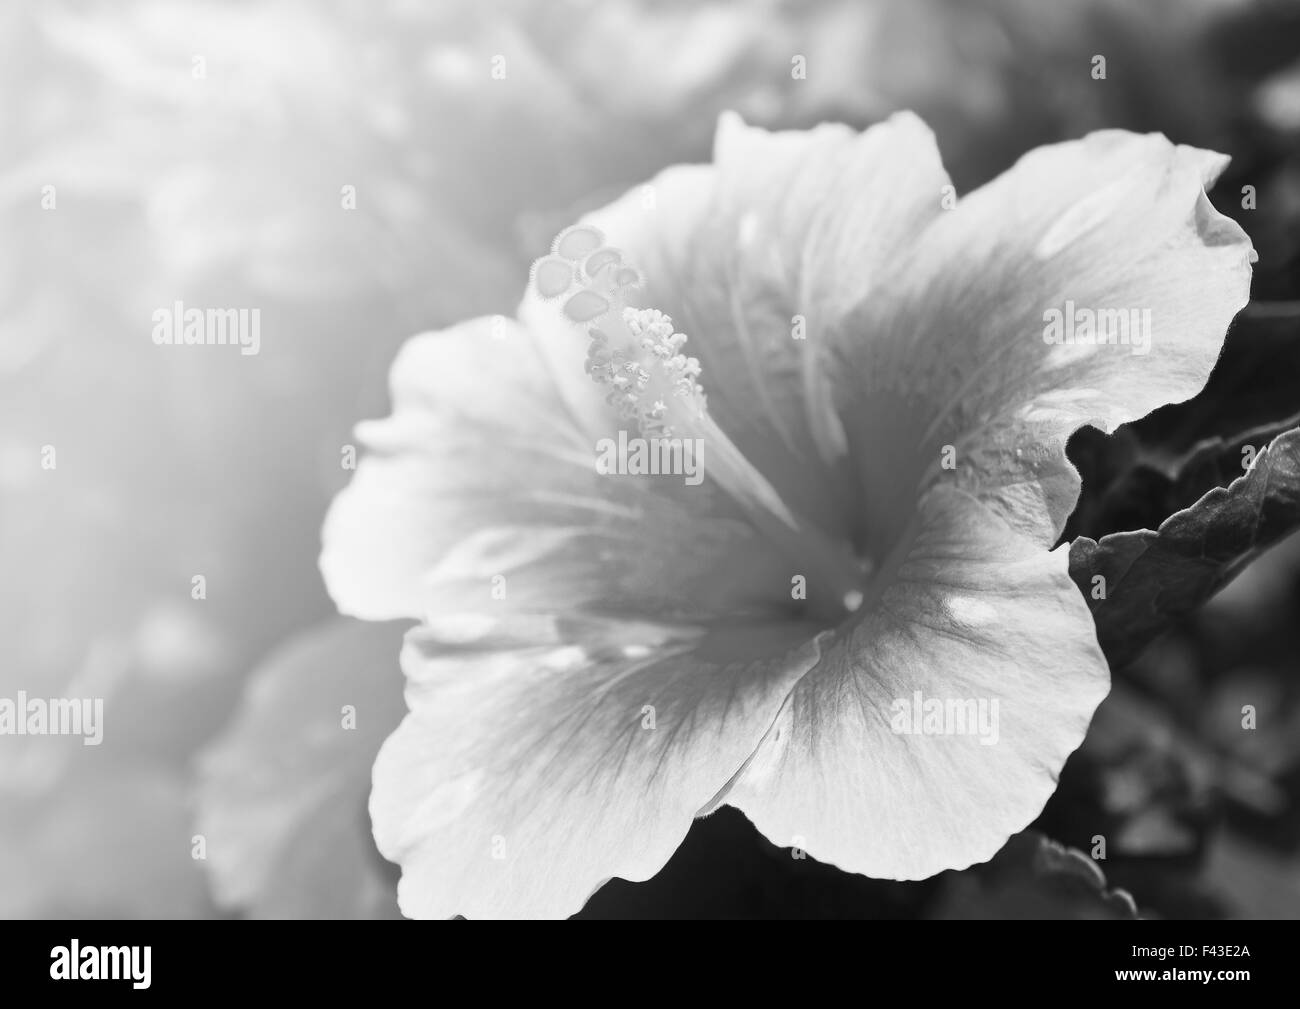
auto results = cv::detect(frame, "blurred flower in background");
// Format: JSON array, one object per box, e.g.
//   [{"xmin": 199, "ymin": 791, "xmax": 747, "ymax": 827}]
[{"xmin": 3, "ymin": 0, "xmax": 1299, "ymax": 918}]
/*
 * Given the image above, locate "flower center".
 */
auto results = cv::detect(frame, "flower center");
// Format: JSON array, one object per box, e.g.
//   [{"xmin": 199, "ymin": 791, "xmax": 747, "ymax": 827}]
[{"xmin": 531, "ymin": 225, "xmax": 866, "ymax": 624}]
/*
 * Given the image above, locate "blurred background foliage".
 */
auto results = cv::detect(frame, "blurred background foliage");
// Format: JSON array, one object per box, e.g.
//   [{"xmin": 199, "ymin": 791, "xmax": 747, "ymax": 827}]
[{"xmin": 2, "ymin": 0, "xmax": 1299, "ymax": 918}]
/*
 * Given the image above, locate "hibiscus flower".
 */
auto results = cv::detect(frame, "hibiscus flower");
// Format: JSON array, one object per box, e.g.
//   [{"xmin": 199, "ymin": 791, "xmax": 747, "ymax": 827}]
[{"xmin": 320, "ymin": 112, "xmax": 1253, "ymax": 919}]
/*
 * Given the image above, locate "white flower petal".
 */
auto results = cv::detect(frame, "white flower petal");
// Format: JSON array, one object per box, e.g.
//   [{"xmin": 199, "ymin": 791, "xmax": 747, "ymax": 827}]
[
  {"xmin": 834, "ymin": 130, "xmax": 1254, "ymax": 553},
  {"xmin": 524, "ymin": 113, "xmax": 952, "ymax": 540},
  {"xmin": 320, "ymin": 316, "xmax": 794, "ymax": 625},
  {"xmin": 725, "ymin": 486, "xmax": 1109, "ymax": 879},
  {"xmin": 372, "ymin": 618, "xmax": 823, "ymax": 919}
]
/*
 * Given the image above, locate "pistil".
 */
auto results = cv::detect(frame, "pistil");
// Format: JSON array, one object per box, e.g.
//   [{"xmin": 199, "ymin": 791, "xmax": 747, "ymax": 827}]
[{"xmin": 531, "ymin": 225, "xmax": 865, "ymax": 623}]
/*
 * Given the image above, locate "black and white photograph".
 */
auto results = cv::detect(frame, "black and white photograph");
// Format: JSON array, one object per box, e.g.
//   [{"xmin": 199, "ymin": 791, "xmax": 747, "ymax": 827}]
[{"xmin": 3, "ymin": 0, "xmax": 1300, "ymax": 957}]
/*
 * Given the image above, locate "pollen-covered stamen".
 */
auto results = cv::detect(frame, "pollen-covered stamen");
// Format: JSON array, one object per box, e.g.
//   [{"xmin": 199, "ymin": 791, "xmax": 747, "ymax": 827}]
[
  {"xmin": 529, "ymin": 225, "xmax": 866, "ymax": 620},
  {"xmin": 532, "ymin": 226, "xmax": 705, "ymax": 438},
  {"xmin": 588, "ymin": 308, "xmax": 706, "ymax": 438}
]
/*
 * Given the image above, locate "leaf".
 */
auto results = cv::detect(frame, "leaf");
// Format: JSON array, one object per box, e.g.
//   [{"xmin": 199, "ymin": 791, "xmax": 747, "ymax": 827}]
[
  {"xmin": 195, "ymin": 618, "xmax": 408, "ymax": 919},
  {"xmin": 1063, "ymin": 308, "xmax": 1300, "ymax": 542},
  {"xmin": 930, "ymin": 831, "xmax": 1138, "ymax": 920},
  {"xmin": 1070, "ymin": 426, "xmax": 1300, "ymax": 667}
]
